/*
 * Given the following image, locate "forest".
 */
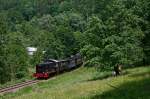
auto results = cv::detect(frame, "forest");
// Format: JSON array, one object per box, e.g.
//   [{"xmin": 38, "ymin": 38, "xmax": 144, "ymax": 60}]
[{"xmin": 0, "ymin": 0, "xmax": 150, "ymax": 84}]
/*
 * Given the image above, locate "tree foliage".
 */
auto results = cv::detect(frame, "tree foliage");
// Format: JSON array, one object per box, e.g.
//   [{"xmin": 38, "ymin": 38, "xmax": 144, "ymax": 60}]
[{"xmin": 0, "ymin": 0, "xmax": 150, "ymax": 83}]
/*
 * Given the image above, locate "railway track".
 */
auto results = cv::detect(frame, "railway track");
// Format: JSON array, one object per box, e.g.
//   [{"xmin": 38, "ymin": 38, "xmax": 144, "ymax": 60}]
[{"xmin": 0, "ymin": 80, "xmax": 40, "ymax": 94}]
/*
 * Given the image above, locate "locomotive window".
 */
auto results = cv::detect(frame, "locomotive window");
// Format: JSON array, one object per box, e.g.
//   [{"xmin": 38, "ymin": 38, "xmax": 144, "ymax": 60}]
[
  {"xmin": 36, "ymin": 65, "xmax": 44, "ymax": 73},
  {"xmin": 36, "ymin": 62, "xmax": 57, "ymax": 73}
]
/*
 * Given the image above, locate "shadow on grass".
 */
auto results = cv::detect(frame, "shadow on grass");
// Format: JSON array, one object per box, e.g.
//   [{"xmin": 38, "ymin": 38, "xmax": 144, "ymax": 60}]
[
  {"xmin": 87, "ymin": 73, "xmax": 111, "ymax": 81},
  {"xmin": 128, "ymin": 72, "xmax": 150, "ymax": 78},
  {"xmin": 90, "ymin": 77, "xmax": 150, "ymax": 99},
  {"xmin": 87, "ymin": 71, "xmax": 129, "ymax": 82}
]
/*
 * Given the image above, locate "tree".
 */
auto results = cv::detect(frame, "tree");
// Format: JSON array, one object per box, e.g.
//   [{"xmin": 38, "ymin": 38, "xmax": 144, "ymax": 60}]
[
  {"xmin": 7, "ymin": 32, "xmax": 29, "ymax": 79},
  {"xmin": 81, "ymin": 1, "xmax": 145, "ymax": 69},
  {"xmin": 0, "ymin": 14, "xmax": 29, "ymax": 83},
  {"xmin": 0, "ymin": 13, "xmax": 11, "ymax": 83}
]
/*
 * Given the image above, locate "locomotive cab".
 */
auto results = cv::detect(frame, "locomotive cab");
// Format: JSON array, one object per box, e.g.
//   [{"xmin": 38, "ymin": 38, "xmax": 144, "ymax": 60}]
[{"xmin": 33, "ymin": 62, "xmax": 57, "ymax": 79}]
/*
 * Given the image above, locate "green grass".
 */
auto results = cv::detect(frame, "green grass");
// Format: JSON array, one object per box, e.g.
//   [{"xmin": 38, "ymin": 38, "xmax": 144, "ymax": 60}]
[{"xmin": 1, "ymin": 66, "xmax": 150, "ymax": 99}]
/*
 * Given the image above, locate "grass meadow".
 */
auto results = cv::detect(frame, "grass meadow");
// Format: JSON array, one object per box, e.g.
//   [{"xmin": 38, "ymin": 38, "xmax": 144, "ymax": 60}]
[{"xmin": 0, "ymin": 66, "xmax": 150, "ymax": 99}]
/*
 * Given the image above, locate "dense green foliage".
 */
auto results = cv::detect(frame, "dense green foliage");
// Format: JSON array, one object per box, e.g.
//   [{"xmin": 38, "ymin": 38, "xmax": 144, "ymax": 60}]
[{"xmin": 0, "ymin": 0, "xmax": 150, "ymax": 83}]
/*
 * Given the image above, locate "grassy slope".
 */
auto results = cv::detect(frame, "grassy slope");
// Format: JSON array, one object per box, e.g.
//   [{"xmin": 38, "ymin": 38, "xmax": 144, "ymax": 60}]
[{"xmin": 1, "ymin": 66, "xmax": 150, "ymax": 99}]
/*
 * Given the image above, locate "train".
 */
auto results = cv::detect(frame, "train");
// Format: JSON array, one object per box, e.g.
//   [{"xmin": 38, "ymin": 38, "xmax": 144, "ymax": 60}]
[{"xmin": 33, "ymin": 53, "xmax": 83, "ymax": 79}]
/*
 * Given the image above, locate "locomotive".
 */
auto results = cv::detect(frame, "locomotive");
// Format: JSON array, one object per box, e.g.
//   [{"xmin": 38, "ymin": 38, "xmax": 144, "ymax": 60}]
[{"xmin": 33, "ymin": 53, "xmax": 83, "ymax": 79}]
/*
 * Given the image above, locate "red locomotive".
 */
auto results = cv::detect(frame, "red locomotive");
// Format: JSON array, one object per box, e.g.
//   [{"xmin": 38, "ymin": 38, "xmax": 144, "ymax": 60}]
[{"xmin": 33, "ymin": 53, "xmax": 83, "ymax": 79}]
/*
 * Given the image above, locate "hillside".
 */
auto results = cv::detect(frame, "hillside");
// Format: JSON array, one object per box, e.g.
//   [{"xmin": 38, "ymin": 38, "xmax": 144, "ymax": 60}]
[
  {"xmin": 1, "ymin": 66, "xmax": 150, "ymax": 99},
  {"xmin": 0, "ymin": 0, "xmax": 150, "ymax": 98},
  {"xmin": 1, "ymin": 0, "xmax": 150, "ymax": 84}
]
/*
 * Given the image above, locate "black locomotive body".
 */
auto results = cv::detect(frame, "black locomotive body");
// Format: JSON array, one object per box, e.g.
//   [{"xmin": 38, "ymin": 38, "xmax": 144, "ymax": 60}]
[{"xmin": 33, "ymin": 54, "xmax": 83, "ymax": 79}]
